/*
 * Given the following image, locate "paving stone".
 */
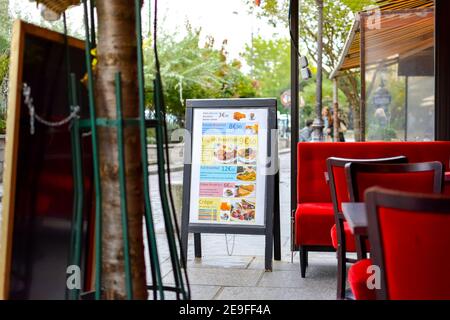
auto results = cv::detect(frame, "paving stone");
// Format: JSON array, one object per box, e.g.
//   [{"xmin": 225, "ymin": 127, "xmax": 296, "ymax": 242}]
[
  {"xmin": 150, "ymin": 285, "xmax": 221, "ymax": 300},
  {"xmin": 163, "ymin": 267, "xmax": 264, "ymax": 287},
  {"xmin": 247, "ymin": 258, "xmax": 300, "ymax": 272},
  {"xmin": 257, "ymin": 269, "xmax": 335, "ymax": 289},
  {"xmin": 215, "ymin": 286, "xmax": 334, "ymax": 300},
  {"xmin": 145, "ymin": 152, "xmax": 340, "ymax": 300},
  {"xmin": 188, "ymin": 256, "xmax": 254, "ymax": 269}
]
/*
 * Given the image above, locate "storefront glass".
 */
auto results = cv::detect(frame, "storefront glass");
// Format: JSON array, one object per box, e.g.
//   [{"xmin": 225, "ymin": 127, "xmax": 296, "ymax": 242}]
[{"xmin": 363, "ymin": 9, "xmax": 435, "ymax": 141}]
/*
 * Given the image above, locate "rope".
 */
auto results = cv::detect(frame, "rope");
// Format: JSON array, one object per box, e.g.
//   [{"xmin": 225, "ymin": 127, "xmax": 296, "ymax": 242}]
[{"xmin": 22, "ymin": 83, "xmax": 80, "ymax": 135}]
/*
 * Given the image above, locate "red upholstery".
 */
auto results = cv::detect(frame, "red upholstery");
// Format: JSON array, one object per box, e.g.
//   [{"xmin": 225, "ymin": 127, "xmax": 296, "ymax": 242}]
[
  {"xmin": 295, "ymin": 203, "xmax": 334, "ymax": 246},
  {"xmin": 348, "ymin": 259, "xmax": 376, "ymax": 300},
  {"xmin": 295, "ymin": 142, "xmax": 450, "ymax": 247},
  {"xmin": 377, "ymin": 207, "xmax": 450, "ymax": 300},
  {"xmin": 297, "ymin": 142, "xmax": 450, "ymax": 204},
  {"xmin": 355, "ymin": 171, "xmax": 437, "ymax": 202},
  {"xmin": 332, "ymin": 166, "xmax": 350, "ymax": 212},
  {"xmin": 331, "ymin": 223, "xmax": 357, "ymax": 252}
]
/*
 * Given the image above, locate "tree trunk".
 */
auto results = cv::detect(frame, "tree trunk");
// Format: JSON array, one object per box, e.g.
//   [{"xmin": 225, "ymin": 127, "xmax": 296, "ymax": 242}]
[
  {"xmin": 95, "ymin": 0, "xmax": 147, "ymax": 299},
  {"xmin": 340, "ymin": 75, "xmax": 362, "ymax": 142}
]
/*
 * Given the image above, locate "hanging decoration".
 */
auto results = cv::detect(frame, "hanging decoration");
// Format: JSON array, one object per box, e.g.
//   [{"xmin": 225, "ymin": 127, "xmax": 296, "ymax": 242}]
[{"xmin": 31, "ymin": 0, "xmax": 81, "ymax": 15}]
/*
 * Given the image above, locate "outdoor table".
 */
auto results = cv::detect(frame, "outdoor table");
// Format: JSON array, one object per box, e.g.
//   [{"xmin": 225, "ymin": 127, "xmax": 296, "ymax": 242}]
[{"xmin": 342, "ymin": 203, "xmax": 368, "ymax": 236}]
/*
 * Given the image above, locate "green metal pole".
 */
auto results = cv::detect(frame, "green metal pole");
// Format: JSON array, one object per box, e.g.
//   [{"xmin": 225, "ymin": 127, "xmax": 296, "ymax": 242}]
[
  {"xmin": 63, "ymin": 12, "xmax": 78, "ymax": 300},
  {"xmin": 134, "ymin": 0, "xmax": 164, "ymax": 300},
  {"xmin": 154, "ymin": 78, "xmax": 186, "ymax": 300},
  {"xmin": 83, "ymin": 0, "xmax": 103, "ymax": 300},
  {"xmin": 152, "ymin": 0, "xmax": 188, "ymax": 299},
  {"xmin": 115, "ymin": 73, "xmax": 133, "ymax": 299},
  {"xmin": 69, "ymin": 74, "xmax": 85, "ymax": 300}
]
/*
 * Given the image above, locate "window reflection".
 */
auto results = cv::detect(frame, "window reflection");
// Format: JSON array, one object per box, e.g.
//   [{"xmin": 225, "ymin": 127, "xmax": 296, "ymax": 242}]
[{"xmin": 363, "ymin": 9, "xmax": 435, "ymax": 141}]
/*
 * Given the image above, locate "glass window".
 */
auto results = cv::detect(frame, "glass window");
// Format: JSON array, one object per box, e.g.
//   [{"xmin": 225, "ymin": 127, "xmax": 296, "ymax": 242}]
[{"xmin": 363, "ymin": 9, "xmax": 435, "ymax": 141}]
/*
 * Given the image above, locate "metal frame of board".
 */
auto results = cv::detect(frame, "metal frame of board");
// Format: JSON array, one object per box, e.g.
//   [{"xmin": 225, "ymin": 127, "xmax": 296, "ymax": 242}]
[{"xmin": 181, "ymin": 98, "xmax": 281, "ymax": 271}]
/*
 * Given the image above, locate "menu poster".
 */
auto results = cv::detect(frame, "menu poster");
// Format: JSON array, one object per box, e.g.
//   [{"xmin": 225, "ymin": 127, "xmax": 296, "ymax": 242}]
[{"xmin": 189, "ymin": 108, "xmax": 269, "ymax": 227}]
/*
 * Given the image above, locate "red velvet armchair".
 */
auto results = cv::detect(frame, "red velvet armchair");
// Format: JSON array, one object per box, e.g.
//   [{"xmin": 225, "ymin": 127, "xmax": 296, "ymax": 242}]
[
  {"xmin": 351, "ymin": 188, "xmax": 450, "ymax": 300},
  {"xmin": 295, "ymin": 142, "xmax": 450, "ymax": 278},
  {"xmin": 345, "ymin": 162, "xmax": 443, "ymax": 300}
]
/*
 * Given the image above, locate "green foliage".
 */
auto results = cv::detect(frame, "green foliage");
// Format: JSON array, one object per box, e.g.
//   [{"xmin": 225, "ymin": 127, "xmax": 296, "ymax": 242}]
[
  {"xmin": 0, "ymin": 108, "xmax": 5, "ymax": 134},
  {"xmin": 244, "ymin": 0, "xmax": 374, "ymax": 71},
  {"xmin": 0, "ymin": 54, "xmax": 8, "ymax": 120},
  {"xmin": 0, "ymin": 0, "xmax": 11, "ymax": 50},
  {"xmin": 242, "ymin": 36, "xmax": 290, "ymax": 112},
  {"xmin": 243, "ymin": 0, "xmax": 377, "ymax": 140},
  {"xmin": 0, "ymin": 54, "xmax": 8, "ymax": 80},
  {"xmin": 144, "ymin": 25, "xmax": 257, "ymax": 124},
  {"xmin": 367, "ymin": 125, "xmax": 397, "ymax": 141}
]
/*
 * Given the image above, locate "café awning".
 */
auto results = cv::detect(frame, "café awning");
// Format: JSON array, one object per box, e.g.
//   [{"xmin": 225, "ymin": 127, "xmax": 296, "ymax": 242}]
[{"xmin": 330, "ymin": 0, "xmax": 434, "ymax": 79}]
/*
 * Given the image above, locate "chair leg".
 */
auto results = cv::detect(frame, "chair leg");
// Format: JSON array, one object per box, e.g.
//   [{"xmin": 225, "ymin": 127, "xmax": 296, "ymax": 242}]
[
  {"xmin": 336, "ymin": 244, "xmax": 347, "ymax": 300},
  {"xmin": 355, "ymin": 235, "xmax": 368, "ymax": 260},
  {"xmin": 300, "ymin": 246, "xmax": 307, "ymax": 278}
]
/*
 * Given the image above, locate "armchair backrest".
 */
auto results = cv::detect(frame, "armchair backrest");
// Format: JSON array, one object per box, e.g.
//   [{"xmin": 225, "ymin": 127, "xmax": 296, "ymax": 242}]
[
  {"xmin": 326, "ymin": 156, "xmax": 407, "ymax": 214},
  {"xmin": 366, "ymin": 187, "xmax": 450, "ymax": 300},
  {"xmin": 297, "ymin": 142, "xmax": 450, "ymax": 204},
  {"xmin": 345, "ymin": 162, "xmax": 443, "ymax": 202}
]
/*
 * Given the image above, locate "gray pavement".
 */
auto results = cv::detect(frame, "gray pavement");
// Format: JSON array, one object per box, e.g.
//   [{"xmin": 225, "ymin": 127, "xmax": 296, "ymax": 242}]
[{"xmin": 150, "ymin": 152, "xmax": 340, "ymax": 300}]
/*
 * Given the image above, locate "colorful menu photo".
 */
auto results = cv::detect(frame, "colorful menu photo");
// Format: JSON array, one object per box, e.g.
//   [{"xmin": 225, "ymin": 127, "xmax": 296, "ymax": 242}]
[{"xmin": 189, "ymin": 109, "xmax": 268, "ymax": 226}]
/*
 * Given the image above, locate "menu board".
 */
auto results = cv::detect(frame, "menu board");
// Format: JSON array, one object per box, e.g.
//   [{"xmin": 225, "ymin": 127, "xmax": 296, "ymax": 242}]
[{"xmin": 188, "ymin": 108, "xmax": 269, "ymax": 227}]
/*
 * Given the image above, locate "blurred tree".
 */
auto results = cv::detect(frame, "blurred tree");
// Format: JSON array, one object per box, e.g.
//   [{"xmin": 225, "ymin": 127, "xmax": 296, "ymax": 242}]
[
  {"xmin": 242, "ymin": 36, "xmax": 290, "ymax": 112},
  {"xmin": 243, "ymin": 0, "xmax": 375, "ymax": 141},
  {"xmin": 0, "ymin": 0, "xmax": 11, "ymax": 52},
  {"xmin": 0, "ymin": 0, "xmax": 10, "ymax": 120},
  {"xmin": 144, "ymin": 25, "xmax": 257, "ymax": 125}
]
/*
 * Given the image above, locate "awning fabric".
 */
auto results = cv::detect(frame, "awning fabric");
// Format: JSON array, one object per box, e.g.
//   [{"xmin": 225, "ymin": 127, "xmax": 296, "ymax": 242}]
[{"xmin": 331, "ymin": 0, "xmax": 434, "ymax": 78}]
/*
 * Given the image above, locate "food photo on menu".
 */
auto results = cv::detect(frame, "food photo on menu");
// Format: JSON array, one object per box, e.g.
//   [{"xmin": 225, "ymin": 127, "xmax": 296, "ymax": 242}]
[{"xmin": 189, "ymin": 108, "xmax": 267, "ymax": 226}]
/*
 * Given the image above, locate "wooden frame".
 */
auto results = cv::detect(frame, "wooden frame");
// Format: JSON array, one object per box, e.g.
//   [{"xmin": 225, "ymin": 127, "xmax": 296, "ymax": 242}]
[
  {"xmin": 326, "ymin": 156, "xmax": 407, "ymax": 299},
  {"xmin": 365, "ymin": 187, "xmax": 450, "ymax": 300},
  {"xmin": 0, "ymin": 20, "xmax": 85, "ymax": 300}
]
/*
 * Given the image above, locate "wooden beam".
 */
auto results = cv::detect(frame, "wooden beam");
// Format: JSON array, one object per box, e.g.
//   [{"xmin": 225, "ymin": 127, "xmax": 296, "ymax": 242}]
[{"xmin": 435, "ymin": 0, "xmax": 450, "ymax": 141}]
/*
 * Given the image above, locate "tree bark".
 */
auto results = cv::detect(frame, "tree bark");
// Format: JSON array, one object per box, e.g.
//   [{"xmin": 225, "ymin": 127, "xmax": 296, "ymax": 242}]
[
  {"xmin": 340, "ymin": 75, "xmax": 362, "ymax": 142},
  {"xmin": 95, "ymin": 0, "xmax": 147, "ymax": 299}
]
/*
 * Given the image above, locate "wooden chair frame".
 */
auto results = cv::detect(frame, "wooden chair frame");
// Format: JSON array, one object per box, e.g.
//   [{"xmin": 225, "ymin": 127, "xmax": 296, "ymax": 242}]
[{"xmin": 326, "ymin": 156, "xmax": 407, "ymax": 300}]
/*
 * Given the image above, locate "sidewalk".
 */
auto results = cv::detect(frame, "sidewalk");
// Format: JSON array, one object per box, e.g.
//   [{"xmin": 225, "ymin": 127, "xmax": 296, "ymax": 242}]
[{"xmin": 151, "ymin": 151, "xmax": 338, "ymax": 300}]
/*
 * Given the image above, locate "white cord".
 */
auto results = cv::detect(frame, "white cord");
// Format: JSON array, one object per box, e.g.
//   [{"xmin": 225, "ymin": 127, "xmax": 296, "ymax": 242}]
[{"xmin": 225, "ymin": 234, "xmax": 236, "ymax": 256}]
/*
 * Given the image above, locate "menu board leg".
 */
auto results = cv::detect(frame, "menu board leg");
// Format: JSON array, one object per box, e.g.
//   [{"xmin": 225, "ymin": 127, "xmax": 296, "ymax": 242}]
[
  {"xmin": 194, "ymin": 233, "xmax": 202, "ymax": 258},
  {"xmin": 264, "ymin": 205, "xmax": 276, "ymax": 271},
  {"xmin": 273, "ymin": 172, "xmax": 282, "ymax": 261}
]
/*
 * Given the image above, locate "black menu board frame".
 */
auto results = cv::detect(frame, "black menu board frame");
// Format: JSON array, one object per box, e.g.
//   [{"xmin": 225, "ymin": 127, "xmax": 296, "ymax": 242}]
[{"xmin": 181, "ymin": 99, "xmax": 281, "ymax": 271}]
